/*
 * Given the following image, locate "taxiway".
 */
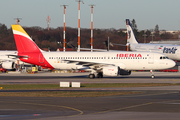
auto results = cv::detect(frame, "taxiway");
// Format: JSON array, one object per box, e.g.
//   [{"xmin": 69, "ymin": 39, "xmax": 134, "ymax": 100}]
[{"xmin": 0, "ymin": 71, "xmax": 180, "ymax": 120}]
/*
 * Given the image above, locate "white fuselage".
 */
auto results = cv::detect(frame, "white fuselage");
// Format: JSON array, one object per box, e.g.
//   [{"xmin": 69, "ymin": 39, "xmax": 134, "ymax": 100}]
[
  {"xmin": 0, "ymin": 51, "xmax": 17, "ymax": 62},
  {"xmin": 0, "ymin": 50, "xmax": 27, "ymax": 64},
  {"xmin": 39, "ymin": 51, "xmax": 175, "ymax": 70},
  {"xmin": 130, "ymin": 43, "xmax": 180, "ymax": 60}
]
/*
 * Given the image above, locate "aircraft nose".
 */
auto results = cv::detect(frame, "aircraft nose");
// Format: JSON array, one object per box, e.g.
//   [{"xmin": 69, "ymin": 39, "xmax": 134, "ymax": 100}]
[{"xmin": 168, "ymin": 60, "xmax": 176, "ymax": 68}]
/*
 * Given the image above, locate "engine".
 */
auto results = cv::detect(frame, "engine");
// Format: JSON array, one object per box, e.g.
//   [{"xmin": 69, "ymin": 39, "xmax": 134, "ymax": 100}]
[
  {"xmin": 2, "ymin": 61, "xmax": 15, "ymax": 70},
  {"xmin": 103, "ymin": 66, "xmax": 131, "ymax": 76},
  {"xmin": 119, "ymin": 69, "xmax": 131, "ymax": 75},
  {"xmin": 103, "ymin": 66, "xmax": 120, "ymax": 76}
]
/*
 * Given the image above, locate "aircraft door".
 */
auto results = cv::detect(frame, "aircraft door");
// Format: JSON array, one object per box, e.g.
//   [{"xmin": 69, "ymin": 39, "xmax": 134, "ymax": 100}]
[
  {"xmin": 39, "ymin": 53, "xmax": 44, "ymax": 63},
  {"xmin": 148, "ymin": 54, "xmax": 154, "ymax": 64}
]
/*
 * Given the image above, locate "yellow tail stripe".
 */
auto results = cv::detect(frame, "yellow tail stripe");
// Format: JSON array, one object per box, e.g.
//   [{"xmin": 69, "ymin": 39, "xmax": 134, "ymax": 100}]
[{"xmin": 11, "ymin": 25, "xmax": 29, "ymax": 37}]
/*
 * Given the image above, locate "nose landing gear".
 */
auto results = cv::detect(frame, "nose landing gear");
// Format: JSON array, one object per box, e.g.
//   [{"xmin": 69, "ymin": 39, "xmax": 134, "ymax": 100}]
[{"xmin": 150, "ymin": 70, "xmax": 155, "ymax": 79}]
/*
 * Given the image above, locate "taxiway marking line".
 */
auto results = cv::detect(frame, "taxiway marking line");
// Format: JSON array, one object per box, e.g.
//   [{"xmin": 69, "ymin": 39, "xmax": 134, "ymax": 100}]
[
  {"xmin": 94, "ymin": 99, "xmax": 180, "ymax": 115},
  {"xmin": 0, "ymin": 100, "xmax": 83, "ymax": 118}
]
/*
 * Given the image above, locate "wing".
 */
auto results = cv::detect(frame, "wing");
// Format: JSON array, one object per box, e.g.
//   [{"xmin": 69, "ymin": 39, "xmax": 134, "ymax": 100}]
[
  {"xmin": 7, "ymin": 54, "xmax": 29, "ymax": 59},
  {"xmin": 64, "ymin": 59, "xmax": 115, "ymax": 71}
]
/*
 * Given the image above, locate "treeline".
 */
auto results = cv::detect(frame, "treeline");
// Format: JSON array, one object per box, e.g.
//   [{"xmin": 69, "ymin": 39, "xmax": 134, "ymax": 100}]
[{"xmin": 0, "ymin": 23, "xmax": 179, "ymax": 51}]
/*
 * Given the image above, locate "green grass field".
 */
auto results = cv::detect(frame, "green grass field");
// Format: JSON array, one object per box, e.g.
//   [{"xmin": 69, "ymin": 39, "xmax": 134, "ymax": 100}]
[
  {"xmin": 0, "ymin": 83, "xmax": 179, "ymax": 97},
  {"xmin": 0, "ymin": 83, "xmax": 179, "ymax": 90}
]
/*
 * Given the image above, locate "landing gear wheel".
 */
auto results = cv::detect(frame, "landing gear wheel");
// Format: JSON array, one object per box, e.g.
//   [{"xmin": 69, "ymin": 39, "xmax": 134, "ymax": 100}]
[
  {"xmin": 97, "ymin": 72, "xmax": 103, "ymax": 78},
  {"xmin": 151, "ymin": 75, "xmax": 155, "ymax": 79},
  {"xmin": 89, "ymin": 74, "xmax": 95, "ymax": 79},
  {"xmin": 150, "ymin": 70, "xmax": 155, "ymax": 79}
]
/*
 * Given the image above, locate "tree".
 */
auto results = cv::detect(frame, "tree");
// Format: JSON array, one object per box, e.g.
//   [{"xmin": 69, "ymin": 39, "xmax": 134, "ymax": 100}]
[
  {"xmin": 131, "ymin": 19, "xmax": 138, "ymax": 36},
  {"xmin": 154, "ymin": 24, "xmax": 159, "ymax": 37},
  {"xmin": 0, "ymin": 24, "xmax": 8, "ymax": 38},
  {"xmin": 131, "ymin": 19, "xmax": 137, "ymax": 31}
]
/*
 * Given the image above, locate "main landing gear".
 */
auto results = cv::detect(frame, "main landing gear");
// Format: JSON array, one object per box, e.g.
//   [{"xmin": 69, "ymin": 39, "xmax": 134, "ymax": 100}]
[
  {"xmin": 97, "ymin": 72, "xmax": 103, "ymax": 78},
  {"xmin": 89, "ymin": 72, "xmax": 103, "ymax": 79},
  {"xmin": 150, "ymin": 70, "xmax": 154, "ymax": 79},
  {"xmin": 89, "ymin": 74, "xmax": 95, "ymax": 79}
]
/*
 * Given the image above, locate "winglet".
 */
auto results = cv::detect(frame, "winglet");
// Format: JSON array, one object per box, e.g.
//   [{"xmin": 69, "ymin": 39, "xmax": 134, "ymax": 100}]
[
  {"xmin": 11, "ymin": 25, "xmax": 42, "ymax": 53},
  {"xmin": 126, "ymin": 19, "xmax": 138, "ymax": 44}
]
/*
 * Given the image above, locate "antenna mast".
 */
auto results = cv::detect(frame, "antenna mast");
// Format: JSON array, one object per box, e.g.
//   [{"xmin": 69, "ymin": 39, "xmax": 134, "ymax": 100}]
[
  {"xmin": 126, "ymin": 20, "xmax": 129, "ymax": 51},
  {"xmin": 46, "ymin": 15, "xmax": 51, "ymax": 30},
  {"xmin": 14, "ymin": 18, "xmax": 22, "ymax": 25},
  {"xmin": 76, "ymin": 0, "xmax": 84, "ymax": 52},
  {"xmin": 89, "ymin": 4, "xmax": 95, "ymax": 52},
  {"xmin": 60, "ymin": 5, "xmax": 68, "ymax": 52}
]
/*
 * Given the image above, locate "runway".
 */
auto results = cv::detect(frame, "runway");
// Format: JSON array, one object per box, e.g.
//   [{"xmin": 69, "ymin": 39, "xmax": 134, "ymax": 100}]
[{"xmin": 0, "ymin": 71, "xmax": 180, "ymax": 120}]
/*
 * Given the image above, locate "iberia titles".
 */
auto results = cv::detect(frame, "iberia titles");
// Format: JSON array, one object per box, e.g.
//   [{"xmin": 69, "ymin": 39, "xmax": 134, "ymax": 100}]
[{"xmin": 117, "ymin": 54, "xmax": 142, "ymax": 58}]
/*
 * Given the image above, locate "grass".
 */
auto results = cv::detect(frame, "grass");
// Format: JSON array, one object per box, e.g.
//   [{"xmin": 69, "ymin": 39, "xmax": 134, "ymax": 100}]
[
  {"xmin": 0, "ymin": 83, "xmax": 180, "ymax": 90},
  {"xmin": 0, "ymin": 83, "xmax": 179, "ymax": 97},
  {"xmin": 0, "ymin": 91, "xmax": 142, "ymax": 97},
  {"xmin": 81, "ymin": 83, "xmax": 180, "ymax": 88}
]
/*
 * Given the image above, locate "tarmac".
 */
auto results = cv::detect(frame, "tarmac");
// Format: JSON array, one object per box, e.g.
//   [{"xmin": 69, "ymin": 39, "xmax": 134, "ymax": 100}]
[{"xmin": 0, "ymin": 71, "xmax": 180, "ymax": 120}]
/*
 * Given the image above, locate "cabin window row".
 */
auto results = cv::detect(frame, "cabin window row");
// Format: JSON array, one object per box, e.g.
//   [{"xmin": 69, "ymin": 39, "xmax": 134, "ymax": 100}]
[
  {"xmin": 48, "ymin": 57, "xmax": 147, "ymax": 60},
  {"xmin": 160, "ymin": 56, "xmax": 169, "ymax": 59},
  {"xmin": 49, "ymin": 57, "xmax": 106, "ymax": 59}
]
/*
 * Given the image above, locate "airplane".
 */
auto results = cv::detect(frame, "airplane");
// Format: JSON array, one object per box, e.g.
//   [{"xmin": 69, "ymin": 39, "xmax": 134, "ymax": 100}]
[
  {"xmin": 0, "ymin": 50, "xmax": 30, "ymax": 70},
  {"xmin": 11, "ymin": 25, "xmax": 175, "ymax": 78},
  {"xmin": 0, "ymin": 50, "xmax": 17, "ymax": 70},
  {"xmin": 126, "ymin": 19, "xmax": 180, "ymax": 61}
]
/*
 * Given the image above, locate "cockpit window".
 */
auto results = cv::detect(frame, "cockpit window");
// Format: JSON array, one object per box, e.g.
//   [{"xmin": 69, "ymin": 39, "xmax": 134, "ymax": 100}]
[{"xmin": 160, "ymin": 56, "xmax": 169, "ymax": 59}]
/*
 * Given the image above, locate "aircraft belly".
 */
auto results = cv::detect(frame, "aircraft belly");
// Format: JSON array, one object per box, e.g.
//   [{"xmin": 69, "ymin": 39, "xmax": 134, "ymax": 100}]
[{"xmin": 51, "ymin": 62, "xmax": 77, "ymax": 70}]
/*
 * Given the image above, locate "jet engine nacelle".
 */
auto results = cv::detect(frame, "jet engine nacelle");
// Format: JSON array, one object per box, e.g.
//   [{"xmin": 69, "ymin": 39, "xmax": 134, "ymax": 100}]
[
  {"xmin": 103, "ymin": 66, "xmax": 120, "ymax": 76},
  {"xmin": 2, "ymin": 61, "xmax": 15, "ymax": 70},
  {"xmin": 119, "ymin": 69, "xmax": 131, "ymax": 75}
]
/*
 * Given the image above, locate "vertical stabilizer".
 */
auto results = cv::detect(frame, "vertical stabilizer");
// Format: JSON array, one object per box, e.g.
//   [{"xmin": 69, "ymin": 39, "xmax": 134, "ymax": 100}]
[
  {"xmin": 11, "ymin": 25, "xmax": 42, "ymax": 53},
  {"xmin": 126, "ymin": 19, "xmax": 138, "ymax": 44}
]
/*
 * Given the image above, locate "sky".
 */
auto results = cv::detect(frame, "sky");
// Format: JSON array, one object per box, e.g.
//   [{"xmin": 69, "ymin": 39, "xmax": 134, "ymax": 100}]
[{"xmin": 1, "ymin": 0, "xmax": 180, "ymax": 31}]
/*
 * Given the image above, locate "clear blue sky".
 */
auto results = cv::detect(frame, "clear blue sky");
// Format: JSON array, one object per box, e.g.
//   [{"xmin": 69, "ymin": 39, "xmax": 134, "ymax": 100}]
[{"xmin": 1, "ymin": 0, "xmax": 180, "ymax": 31}]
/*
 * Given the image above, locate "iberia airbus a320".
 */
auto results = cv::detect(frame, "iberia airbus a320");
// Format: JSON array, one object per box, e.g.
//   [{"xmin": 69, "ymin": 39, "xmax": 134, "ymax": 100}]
[{"xmin": 11, "ymin": 25, "xmax": 175, "ymax": 78}]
